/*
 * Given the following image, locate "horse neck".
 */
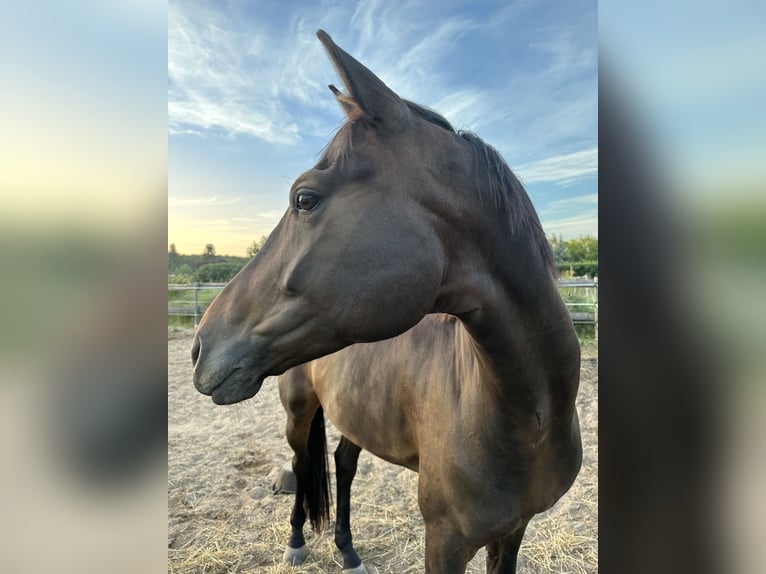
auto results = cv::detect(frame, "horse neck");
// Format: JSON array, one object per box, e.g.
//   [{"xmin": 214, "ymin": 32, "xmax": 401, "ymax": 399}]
[{"xmin": 437, "ymin": 220, "xmax": 580, "ymax": 414}]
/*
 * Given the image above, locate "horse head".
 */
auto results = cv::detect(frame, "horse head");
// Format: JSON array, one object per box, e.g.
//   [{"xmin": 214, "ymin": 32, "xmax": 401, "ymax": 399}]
[{"xmin": 192, "ymin": 31, "xmax": 477, "ymax": 404}]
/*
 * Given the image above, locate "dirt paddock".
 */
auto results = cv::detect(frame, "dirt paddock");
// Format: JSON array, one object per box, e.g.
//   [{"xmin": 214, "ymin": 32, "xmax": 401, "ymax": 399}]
[{"xmin": 168, "ymin": 330, "xmax": 597, "ymax": 573}]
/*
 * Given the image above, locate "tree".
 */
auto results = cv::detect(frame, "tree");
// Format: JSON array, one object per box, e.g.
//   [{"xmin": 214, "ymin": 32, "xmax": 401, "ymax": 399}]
[
  {"xmin": 246, "ymin": 235, "xmax": 269, "ymax": 258},
  {"xmin": 175, "ymin": 263, "xmax": 193, "ymax": 277},
  {"xmin": 548, "ymin": 234, "xmax": 570, "ymax": 264},
  {"xmin": 548, "ymin": 234, "xmax": 598, "ymax": 278},
  {"xmin": 168, "ymin": 243, "xmax": 179, "ymax": 273},
  {"xmin": 566, "ymin": 236, "xmax": 598, "ymax": 262},
  {"xmin": 203, "ymin": 244, "xmax": 216, "ymax": 257}
]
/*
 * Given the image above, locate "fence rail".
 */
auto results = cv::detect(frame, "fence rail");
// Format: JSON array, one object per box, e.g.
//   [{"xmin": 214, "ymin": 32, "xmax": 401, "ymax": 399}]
[
  {"xmin": 169, "ymin": 278, "xmax": 598, "ymax": 336},
  {"xmin": 558, "ymin": 278, "xmax": 598, "ymax": 339},
  {"xmin": 168, "ymin": 283, "xmax": 227, "ymax": 326}
]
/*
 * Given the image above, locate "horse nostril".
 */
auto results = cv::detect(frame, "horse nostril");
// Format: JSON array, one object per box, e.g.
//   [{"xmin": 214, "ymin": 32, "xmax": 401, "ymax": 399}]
[{"xmin": 191, "ymin": 335, "xmax": 201, "ymax": 368}]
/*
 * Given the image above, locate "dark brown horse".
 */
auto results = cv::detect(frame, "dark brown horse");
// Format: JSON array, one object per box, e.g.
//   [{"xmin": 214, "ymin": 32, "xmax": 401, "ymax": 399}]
[{"xmin": 192, "ymin": 30, "xmax": 582, "ymax": 573}]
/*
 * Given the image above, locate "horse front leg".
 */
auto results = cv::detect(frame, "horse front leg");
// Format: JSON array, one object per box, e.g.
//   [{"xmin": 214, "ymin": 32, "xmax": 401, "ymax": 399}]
[
  {"xmin": 423, "ymin": 520, "xmax": 475, "ymax": 574},
  {"xmin": 334, "ymin": 436, "xmax": 366, "ymax": 573},
  {"xmin": 280, "ymin": 403, "xmax": 320, "ymax": 565},
  {"xmin": 485, "ymin": 522, "xmax": 528, "ymax": 574},
  {"xmin": 279, "ymin": 368, "xmax": 323, "ymax": 566}
]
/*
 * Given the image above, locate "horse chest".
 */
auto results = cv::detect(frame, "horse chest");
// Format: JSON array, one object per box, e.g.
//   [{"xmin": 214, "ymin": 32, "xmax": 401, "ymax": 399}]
[
  {"xmin": 418, "ymin": 412, "xmax": 557, "ymax": 524},
  {"xmin": 417, "ymin": 445, "xmax": 532, "ymax": 543}
]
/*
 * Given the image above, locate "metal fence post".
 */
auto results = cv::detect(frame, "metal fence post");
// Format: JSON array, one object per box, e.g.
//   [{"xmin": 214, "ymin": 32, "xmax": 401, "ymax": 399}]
[
  {"xmin": 594, "ymin": 276, "xmax": 598, "ymax": 341},
  {"xmin": 194, "ymin": 282, "xmax": 200, "ymax": 327}
]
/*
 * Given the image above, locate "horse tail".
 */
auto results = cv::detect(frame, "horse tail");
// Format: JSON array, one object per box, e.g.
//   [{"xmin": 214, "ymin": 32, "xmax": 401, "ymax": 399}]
[{"xmin": 305, "ymin": 405, "xmax": 331, "ymax": 532}]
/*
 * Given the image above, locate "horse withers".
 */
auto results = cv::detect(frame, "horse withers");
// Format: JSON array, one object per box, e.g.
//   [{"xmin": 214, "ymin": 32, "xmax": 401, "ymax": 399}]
[{"xmin": 192, "ymin": 30, "xmax": 582, "ymax": 574}]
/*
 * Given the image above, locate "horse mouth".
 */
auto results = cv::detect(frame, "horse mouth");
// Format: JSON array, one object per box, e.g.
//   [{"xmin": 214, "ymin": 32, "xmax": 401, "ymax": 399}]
[{"xmin": 209, "ymin": 368, "xmax": 265, "ymax": 405}]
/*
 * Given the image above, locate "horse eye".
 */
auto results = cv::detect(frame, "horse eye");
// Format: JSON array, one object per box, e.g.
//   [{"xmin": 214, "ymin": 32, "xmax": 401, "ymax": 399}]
[{"xmin": 296, "ymin": 192, "xmax": 319, "ymax": 211}]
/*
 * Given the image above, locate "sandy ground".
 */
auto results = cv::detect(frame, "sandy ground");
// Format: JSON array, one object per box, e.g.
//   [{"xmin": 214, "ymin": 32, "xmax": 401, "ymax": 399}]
[{"xmin": 168, "ymin": 330, "xmax": 597, "ymax": 573}]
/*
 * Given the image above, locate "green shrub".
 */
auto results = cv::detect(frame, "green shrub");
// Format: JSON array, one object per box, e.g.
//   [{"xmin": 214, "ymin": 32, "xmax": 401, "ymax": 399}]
[
  {"xmin": 168, "ymin": 272, "xmax": 193, "ymax": 284},
  {"xmin": 557, "ymin": 260, "xmax": 598, "ymax": 278},
  {"xmin": 194, "ymin": 262, "xmax": 244, "ymax": 283}
]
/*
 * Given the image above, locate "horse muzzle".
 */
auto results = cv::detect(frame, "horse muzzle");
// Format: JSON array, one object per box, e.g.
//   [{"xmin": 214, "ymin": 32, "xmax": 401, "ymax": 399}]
[
  {"xmin": 208, "ymin": 371, "xmax": 264, "ymax": 405},
  {"xmin": 191, "ymin": 332, "xmax": 266, "ymax": 404}
]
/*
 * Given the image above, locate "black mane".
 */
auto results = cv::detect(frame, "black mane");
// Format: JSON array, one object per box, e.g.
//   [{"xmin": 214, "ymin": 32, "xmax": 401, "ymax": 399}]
[{"xmin": 404, "ymin": 101, "xmax": 556, "ymax": 277}]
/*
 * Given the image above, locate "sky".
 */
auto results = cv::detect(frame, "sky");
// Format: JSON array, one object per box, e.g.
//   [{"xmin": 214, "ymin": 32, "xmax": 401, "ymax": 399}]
[
  {"xmin": 1, "ymin": 1, "xmax": 166, "ymax": 230},
  {"xmin": 600, "ymin": 1, "xmax": 766, "ymax": 199},
  {"xmin": 168, "ymin": 0, "xmax": 598, "ymax": 256}
]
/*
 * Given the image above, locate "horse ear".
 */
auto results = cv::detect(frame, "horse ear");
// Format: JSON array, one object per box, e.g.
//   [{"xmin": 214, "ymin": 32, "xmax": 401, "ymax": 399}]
[
  {"xmin": 317, "ymin": 30, "xmax": 411, "ymax": 130},
  {"xmin": 327, "ymin": 84, "xmax": 369, "ymax": 121}
]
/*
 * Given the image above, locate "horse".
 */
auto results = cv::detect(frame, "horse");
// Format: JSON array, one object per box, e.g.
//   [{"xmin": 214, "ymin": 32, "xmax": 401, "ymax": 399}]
[{"xmin": 192, "ymin": 30, "xmax": 582, "ymax": 574}]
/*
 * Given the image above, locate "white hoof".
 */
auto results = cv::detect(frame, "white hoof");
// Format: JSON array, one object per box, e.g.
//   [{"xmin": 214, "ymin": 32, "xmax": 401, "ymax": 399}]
[
  {"xmin": 283, "ymin": 544, "xmax": 309, "ymax": 565},
  {"xmin": 342, "ymin": 563, "xmax": 368, "ymax": 574}
]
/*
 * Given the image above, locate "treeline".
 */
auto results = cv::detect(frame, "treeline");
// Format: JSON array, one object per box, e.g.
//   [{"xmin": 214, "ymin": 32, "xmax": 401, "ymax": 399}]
[
  {"xmin": 169, "ymin": 235, "xmax": 597, "ymax": 283},
  {"xmin": 550, "ymin": 235, "xmax": 598, "ymax": 277},
  {"xmin": 168, "ymin": 244, "xmax": 244, "ymax": 283},
  {"xmin": 168, "ymin": 237, "xmax": 269, "ymax": 283}
]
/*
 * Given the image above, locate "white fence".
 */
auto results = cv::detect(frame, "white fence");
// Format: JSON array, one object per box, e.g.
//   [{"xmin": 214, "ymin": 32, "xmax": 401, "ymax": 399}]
[
  {"xmin": 169, "ymin": 278, "xmax": 598, "ymax": 335},
  {"xmin": 168, "ymin": 282, "xmax": 227, "ymax": 326},
  {"xmin": 558, "ymin": 278, "xmax": 598, "ymax": 339}
]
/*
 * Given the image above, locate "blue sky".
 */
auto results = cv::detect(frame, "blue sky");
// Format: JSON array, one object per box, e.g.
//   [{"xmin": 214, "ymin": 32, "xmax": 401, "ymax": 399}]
[{"xmin": 168, "ymin": 0, "xmax": 597, "ymax": 256}]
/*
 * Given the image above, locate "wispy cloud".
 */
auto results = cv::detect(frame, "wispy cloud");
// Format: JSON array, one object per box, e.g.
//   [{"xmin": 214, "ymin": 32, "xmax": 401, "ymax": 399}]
[
  {"xmin": 539, "ymin": 191, "xmax": 598, "ymax": 239},
  {"xmin": 516, "ymin": 147, "xmax": 598, "ymax": 185},
  {"xmin": 542, "ymin": 214, "xmax": 598, "ymax": 238},
  {"xmin": 433, "ymin": 89, "xmax": 490, "ymax": 131},
  {"xmin": 168, "ymin": 0, "xmax": 595, "ymax": 159},
  {"xmin": 545, "ymin": 193, "xmax": 599, "ymax": 211},
  {"xmin": 168, "ymin": 2, "xmax": 309, "ymax": 144}
]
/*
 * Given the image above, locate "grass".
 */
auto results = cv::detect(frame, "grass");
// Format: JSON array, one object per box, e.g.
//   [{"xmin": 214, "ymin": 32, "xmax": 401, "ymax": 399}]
[
  {"xmin": 168, "ymin": 502, "xmax": 598, "ymax": 574},
  {"xmin": 575, "ymin": 323, "xmax": 597, "ymax": 342},
  {"xmin": 169, "ymin": 525, "xmax": 245, "ymax": 574},
  {"xmin": 168, "ymin": 285, "xmax": 224, "ymax": 306},
  {"xmin": 169, "ymin": 316, "xmax": 196, "ymax": 329},
  {"xmin": 518, "ymin": 506, "xmax": 599, "ymax": 574}
]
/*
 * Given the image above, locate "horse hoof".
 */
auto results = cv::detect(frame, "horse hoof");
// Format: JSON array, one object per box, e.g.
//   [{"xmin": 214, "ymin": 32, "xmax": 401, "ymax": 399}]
[
  {"xmin": 272, "ymin": 462, "xmax": 297, "ymax": 494},
  {"xmin": 342, "ymin": 564, "xmax": 368, "ymax": 574},
  {"xmin": 283, "ymin": 544, "xmax": 309, "ymax": 565}
]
